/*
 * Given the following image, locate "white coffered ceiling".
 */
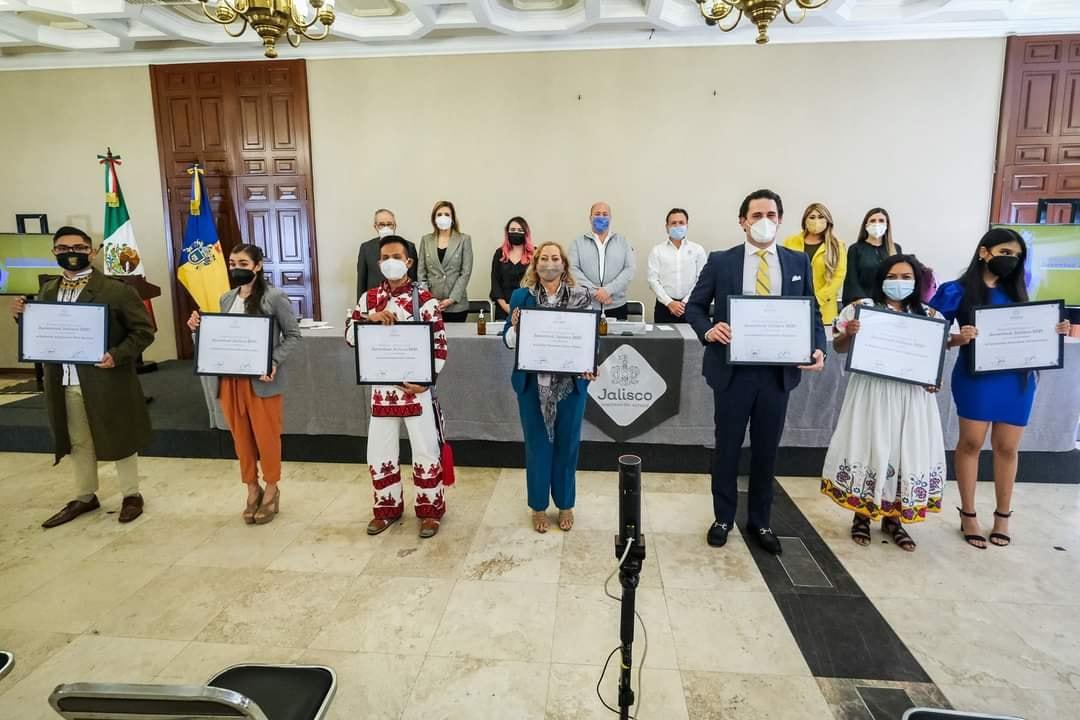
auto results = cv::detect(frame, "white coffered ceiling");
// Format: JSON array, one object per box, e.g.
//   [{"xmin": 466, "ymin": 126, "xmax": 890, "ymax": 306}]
[{"xmin": 0, "ymin": 0, "xmax": 1078, "ymax": 69}]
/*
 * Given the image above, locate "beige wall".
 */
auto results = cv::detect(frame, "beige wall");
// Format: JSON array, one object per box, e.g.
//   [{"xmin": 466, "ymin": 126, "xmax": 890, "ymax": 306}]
[
  {"xmin": 308, "ymin": 39, "xmax": 1004, "ymax": 323},
  {"xmin": 0, "ymin": 38, "xmax": 1004, "ymax": 367},
  {"xmin": 0, "ymin": 66, "xmax": 173, "ymax": 367}
]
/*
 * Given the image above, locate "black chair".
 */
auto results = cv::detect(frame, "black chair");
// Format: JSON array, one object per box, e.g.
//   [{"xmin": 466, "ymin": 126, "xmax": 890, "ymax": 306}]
[
  {"xmin": 0, "ymin": 651, "xmax": 13, "ymax": 681},
  {"xmin": 49, "ymin": 664, "xmax": 335, "ymax": 720},
  {"xmin": 466, "ymin": 299, "xmax": 494, "ymax": 321},
  {"xmin": 624, "ymin": 300, "xmax": 645, "ymax": 323},
  {"xmin": 903, "ymin": 709, "xmax": 1024, "ymax": 720}
]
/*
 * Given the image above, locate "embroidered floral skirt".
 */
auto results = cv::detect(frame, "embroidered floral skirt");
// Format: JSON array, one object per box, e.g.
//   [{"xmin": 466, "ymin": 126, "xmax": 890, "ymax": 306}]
[{"xmin": 821, "ymin": 373, "xmax": 946, "ymax": 524}]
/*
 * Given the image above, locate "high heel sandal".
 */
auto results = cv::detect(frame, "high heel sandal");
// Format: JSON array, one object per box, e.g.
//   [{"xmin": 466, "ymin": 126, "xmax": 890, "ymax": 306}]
[
  {"xmin": 243, "ymin": 487, "xmax": 264, "ymax": 525},
  {"xmin": 254, "ymin": 486, "xmax": 279, "ymax": 525},
  {"xmin": 989, "ymin": 509, "xmax": 1012, "ymax": 547},
  {"xmin": 958, "ymin": 507, "xmax": 986, "ymax": 549},
  {"xmin": 851, "ymin": 514, "xmax": 871, "ymax": 546}
]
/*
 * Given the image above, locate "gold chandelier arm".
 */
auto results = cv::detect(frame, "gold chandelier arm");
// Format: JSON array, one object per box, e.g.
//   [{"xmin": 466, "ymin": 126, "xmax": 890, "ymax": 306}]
[
  {"xmin": 696, "ymin": 0, "xmax": 734, "ymax": 23},
  {"xmin": 199, "ymin": 0, "xmax": 241, "ymax": 25},
  {"xmin": 783, "ymin": 2, "xmax": 806, "ymax": 24},
  {"xmin": 221, "ymin": 15, "xmax": 248, "ymax": 36},
  {"xmin": 713, "ymin": 6, "xmax": 741, "ymax": 31},
  {"xmin": 296, "ymin": 21, "xmax": 332, "ymax": 40},
  {"xmin": 795, "ymin": 0, "xmax": 830, "ymax": 8},
  {"xmin": 291, "ymin": 3, "xmax": 318, "ymax": 29},
  {"xmin": 287, "ymin": 28, "xmax": 302, "ymax": 47}
]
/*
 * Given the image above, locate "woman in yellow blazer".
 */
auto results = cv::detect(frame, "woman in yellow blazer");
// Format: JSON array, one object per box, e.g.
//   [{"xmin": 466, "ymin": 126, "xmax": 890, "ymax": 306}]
[{"xmin": 783, "ymin": 202, "xmax": 846, "ymax": 326}]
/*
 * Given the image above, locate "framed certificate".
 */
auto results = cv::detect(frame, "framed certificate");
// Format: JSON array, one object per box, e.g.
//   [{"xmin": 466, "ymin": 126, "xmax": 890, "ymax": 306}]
[
  {"xmin": 514, "ymin": 307, "xmax": 599, "ymax": 376},
  {"xmin": 727, "ymin": 295, "xmax": 813, "ymax": 366},
  {"xmin": 972, "ymin": 300, "xmax": 1065, "ymax": 374},
  {"xmin": 195, "ymin": 313, "xmax": 274, "ymax": 377},
  {"xmin": 18, "ymin": 301, "xmax": 109, "ymax": 365},
  {"xmin": 846, "ymin": 305, "xmax": 949, "ymax": 386},
  {"xmin": 354, "ymin": 322, "xmax": 436, "ymax": 385}
]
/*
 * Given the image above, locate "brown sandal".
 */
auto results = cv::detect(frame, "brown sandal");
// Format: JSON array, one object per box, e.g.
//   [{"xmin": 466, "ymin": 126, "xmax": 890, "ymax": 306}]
[
  {"xmin": 367, "ymin": 516, "xmax": 400, "ymax": 536},
  {"xmin": 419, "ymin": 518, "xmax": 440, "ymax": 539},
  {"xmin": 243, "ymin": 487, "xmax": 264, "ymax": 525},
  {"xmin": 532, "ymin": 511, "xmax": 549, "ymax": 534},
  {"xmin": 253, "ymin": 486, "xmax": 279, "ymax": 525},
  {"xmin": 558, "ymin": 509, "xmax": 574, "ymax": 532}
]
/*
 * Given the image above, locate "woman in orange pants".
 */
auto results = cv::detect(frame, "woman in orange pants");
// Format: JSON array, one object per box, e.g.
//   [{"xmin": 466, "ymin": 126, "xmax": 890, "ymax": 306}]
[{"xmin": 188, "ymin": 244, "xmax": 302, "ymax": 524}]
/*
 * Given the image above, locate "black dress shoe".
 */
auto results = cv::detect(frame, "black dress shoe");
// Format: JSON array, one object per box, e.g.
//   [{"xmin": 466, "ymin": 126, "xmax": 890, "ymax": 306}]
[
  {"xmin": 707, "ymin": 522, "xmax": 730, "ymax": 548},
  {"xmin": 42, "ymin": 496, "xmax": 100, "ymax": 529},
  {"xmin": 751, "ymin": 527, "xmax": 783, "ymax": 555}
]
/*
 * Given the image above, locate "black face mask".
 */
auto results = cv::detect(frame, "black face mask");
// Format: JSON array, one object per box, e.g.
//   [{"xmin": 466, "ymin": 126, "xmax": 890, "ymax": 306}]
[
  {"xmin": 56, "ymin": 252, "xmax": 91, "ymax": 272},
  {"xmin": 508, "ymin": 232, "xmax": 526, "ymax": 246},
  {"xmin": 229, "ymin": 268, "xmax": 256, "ymax": 287},
  {"xmin": 986, "ymin": 255, "xmax": 1019, "ymax": 278}
]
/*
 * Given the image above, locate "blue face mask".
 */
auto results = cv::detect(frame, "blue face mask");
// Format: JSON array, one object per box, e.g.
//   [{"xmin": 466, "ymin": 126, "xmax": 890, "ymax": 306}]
[
  {"xmin": 668, "ymin": 225, "xmax": 687, "ymax": 241},
  {"xmin": 591, "ymin": 216, "xmax": 610, "ymax": 234},
  {"xmin": 882, "ymin": 278, "xmax": 916, "ymax": 301}
]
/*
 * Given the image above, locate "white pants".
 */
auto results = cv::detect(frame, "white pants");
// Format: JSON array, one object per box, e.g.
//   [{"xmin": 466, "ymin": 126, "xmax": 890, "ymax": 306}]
[{"xmin": 367, "ymin": 390, "xmax": 445, "ymax": 519}]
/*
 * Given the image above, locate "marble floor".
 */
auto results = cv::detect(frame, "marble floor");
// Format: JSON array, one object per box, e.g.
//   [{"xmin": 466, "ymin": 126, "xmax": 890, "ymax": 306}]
[{"xmin": 0, "ymin": 451, "xmax": 1077, "ymax": 719}]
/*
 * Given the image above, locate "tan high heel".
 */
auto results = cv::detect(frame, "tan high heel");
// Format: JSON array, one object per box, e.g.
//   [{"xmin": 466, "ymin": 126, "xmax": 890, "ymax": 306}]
[
  {"xmin": 243, "ymin": 487, "xmax": 264, "ymax": 525},
  {"xmin": 254, "ymin": 486, "xmax": 279, "ymax": 525}
]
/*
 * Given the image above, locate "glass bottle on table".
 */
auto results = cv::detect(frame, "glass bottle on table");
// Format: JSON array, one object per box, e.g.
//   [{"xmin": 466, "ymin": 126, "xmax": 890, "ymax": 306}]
[
  {"xmin": 477, "ymin": 308, "xmax": 487, "ymax": 336},
  {"xmin": 598, "ymin": 310, "xmax": 608, "ymax": 337}
]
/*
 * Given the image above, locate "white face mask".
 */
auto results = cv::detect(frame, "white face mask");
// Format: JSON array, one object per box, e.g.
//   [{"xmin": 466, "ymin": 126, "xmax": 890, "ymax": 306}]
[
  {"xmin": 435, "ymin": 215, "xmax": 453, "ymax": 231},
  {"xmin": 749, "ymin": 218, "xmax": 777, "ymax": 243},
  {"xmin": 376, "ymin": 226, "xmax": 395, "ymax": 238},
  {"xmin": 866, "ymin": 223, "xmax": 887, "ymax": 239},
  {"xmin": 379, "ymin": 258, "xmax": 409, "ymax": 281}
]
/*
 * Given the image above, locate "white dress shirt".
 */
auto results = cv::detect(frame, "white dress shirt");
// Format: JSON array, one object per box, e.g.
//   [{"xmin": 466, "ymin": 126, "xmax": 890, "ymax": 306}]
[
  {"xmin": 590, "ymin": 233, "xmax": 609, "ymax": 285},
  {"xmin": 57, "ymin": 268, "xmax": 95, "ymax": 387},
  {"xmin": 741, "ymin": 240, "xmax": 781, "ymax": 296},
  {"xmin": 647, "ymin": 238, "xmax": 707, "ymax": 306}
]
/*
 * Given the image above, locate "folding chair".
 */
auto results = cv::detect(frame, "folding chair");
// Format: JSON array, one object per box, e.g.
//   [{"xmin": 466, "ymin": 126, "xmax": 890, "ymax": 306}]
[
  {"xmin": 49, "ymin": 663, "xmax": 335, "ymax": 720},
  {"xmin": 902, "ymin": 709, "xmax": 1024, "ymax": 720},
  {"xmin": 624, "ymin": 300, "xmax": 645, "ymax": 322},
  {"xmin": 466, "ymin": 298, "xmax": 494, "ymax": 321}
]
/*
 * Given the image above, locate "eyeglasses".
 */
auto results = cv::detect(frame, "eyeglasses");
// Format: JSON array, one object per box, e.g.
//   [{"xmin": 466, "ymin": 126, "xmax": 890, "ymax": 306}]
[{"xmin": 54, "ymin": 245, "xmax": 92, "ymax": 254}]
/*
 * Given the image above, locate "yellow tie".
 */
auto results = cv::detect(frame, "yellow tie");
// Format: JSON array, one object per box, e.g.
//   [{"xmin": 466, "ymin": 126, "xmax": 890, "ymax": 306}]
[{"xmin": 755, "ymin": 249, "xmax": 771, "ymax": 296}]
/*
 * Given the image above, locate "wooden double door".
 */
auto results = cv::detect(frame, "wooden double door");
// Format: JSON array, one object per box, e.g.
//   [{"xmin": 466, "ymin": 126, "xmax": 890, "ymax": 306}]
[
  {"xmin": 150, "ymin": 59, "xmax": 320, "ymax": 359},
  {"xmin": 992, "ymin": 35, "xmax": 1080, "ymax": 224}
]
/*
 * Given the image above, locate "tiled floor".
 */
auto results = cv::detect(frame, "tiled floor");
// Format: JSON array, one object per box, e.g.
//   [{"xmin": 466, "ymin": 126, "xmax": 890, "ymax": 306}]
[{"xmin": 0, "ymin": 452, "xmax": 1077, "ymax": 719}]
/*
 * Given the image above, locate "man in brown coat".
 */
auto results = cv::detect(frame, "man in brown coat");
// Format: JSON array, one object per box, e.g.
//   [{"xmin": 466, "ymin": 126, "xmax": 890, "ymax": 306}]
[{"xmin": 11, "ymin": 226, "xmax": 155, "ymax": 528}]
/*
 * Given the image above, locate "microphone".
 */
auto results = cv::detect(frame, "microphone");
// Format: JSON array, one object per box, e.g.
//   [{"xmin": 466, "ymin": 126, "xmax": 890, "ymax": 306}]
[{"xmin": 618, "ymin": 454, "xmax": 643, "ymax": 548}]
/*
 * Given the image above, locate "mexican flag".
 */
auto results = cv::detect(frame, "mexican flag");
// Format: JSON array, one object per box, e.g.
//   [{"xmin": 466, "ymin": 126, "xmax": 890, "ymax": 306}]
[{"xmin": 99, "ymin": 150, "xmax": 145, "ymax": 276}]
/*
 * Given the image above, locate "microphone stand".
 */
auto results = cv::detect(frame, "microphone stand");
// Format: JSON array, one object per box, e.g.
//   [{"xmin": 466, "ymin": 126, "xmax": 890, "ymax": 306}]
[{"xmin": 614, "ymin": 455, "xmax": 647, "ymax": 720}]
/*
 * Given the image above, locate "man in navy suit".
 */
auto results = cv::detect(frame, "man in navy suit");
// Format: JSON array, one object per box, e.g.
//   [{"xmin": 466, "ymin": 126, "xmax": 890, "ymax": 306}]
[{"xmin": 685, "ymin": 189, "xmax": 827, "ymax": 555}]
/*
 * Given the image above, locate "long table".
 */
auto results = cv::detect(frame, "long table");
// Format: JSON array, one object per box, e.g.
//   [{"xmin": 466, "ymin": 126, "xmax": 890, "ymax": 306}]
[{"xmin": 202, "ymin": 324, "xmax": 1080, "ymax": 452}]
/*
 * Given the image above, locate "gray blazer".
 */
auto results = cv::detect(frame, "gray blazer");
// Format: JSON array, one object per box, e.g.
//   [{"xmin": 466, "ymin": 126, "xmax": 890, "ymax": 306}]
[
  {"xmin": 568, "ymin": 232, "xmax": 636, "ymax": 310},
  {"xmin": 205, "ymin": 285, "xmax": 302, "ymax": 399},
  {"xmin": 418, "ymin": 231, "xmax": 473, "ymax": 314}
]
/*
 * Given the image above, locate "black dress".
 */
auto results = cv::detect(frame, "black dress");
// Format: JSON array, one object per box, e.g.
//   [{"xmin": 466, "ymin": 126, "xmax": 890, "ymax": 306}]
[
  {"xmin": 490, "ymin": 250, "xmax": 528, "ymax": 320},
  {"xmin": 842, "ymin": 240, "xmax": 903, "ymax": 305}
]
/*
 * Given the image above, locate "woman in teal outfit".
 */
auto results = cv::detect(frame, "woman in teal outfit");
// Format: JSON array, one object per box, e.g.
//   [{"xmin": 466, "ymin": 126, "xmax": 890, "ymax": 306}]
[
  {"xmin": 502, "ymin": 241, "xmax": 596, "ymax": 533},
  {"xmin": 930, "ymin": 228, "xmax": 1071, "ymax": 549}
]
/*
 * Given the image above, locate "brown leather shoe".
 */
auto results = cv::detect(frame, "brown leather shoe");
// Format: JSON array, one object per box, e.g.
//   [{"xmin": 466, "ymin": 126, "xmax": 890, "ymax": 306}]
[
  {"xmin": 366, "ymin": 516, "xmax": 400, "ymax": 536},
  {"xmin": 419, "ymin": 518, "xmax": 440, "ymax": 539},
  {"xmin": 42, "ymin": 496, "xmax": 100, "ymax": 529},
  {"xmin": 118, "ymin": 494, "xmax": 144, "ymax": 523}
]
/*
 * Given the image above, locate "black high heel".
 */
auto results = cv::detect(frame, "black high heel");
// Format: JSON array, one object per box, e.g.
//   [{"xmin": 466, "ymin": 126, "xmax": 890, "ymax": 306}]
[
  {"xmin": 958, "ymin": 507, "xmax": 986, "ymax": 549},
  {"xmin": 989, "ymin": 509, "xmax": 1013, "ymax": 547}
]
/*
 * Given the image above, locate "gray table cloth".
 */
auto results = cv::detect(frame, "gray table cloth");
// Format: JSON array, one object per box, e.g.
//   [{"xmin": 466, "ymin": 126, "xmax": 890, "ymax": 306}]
[{"xmin": 203, "ymin": 324, "xmax": 1080, "ymax": 452}]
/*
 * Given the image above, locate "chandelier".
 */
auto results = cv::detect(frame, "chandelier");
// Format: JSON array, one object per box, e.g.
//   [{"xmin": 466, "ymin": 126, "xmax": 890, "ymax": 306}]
[
  {"xmin": 694, "ymin": 0, "xmax": 828, "ymax": 45},
  {"xmin": 197, "ymin": 0, "xmax": 336, "ymax": 58}
]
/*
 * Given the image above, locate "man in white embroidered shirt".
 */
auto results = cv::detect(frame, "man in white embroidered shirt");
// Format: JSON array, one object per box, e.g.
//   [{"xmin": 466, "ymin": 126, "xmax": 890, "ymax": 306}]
[{"xmin": 647, "ymin": 208, "xmax": 707, "ymax": 324}]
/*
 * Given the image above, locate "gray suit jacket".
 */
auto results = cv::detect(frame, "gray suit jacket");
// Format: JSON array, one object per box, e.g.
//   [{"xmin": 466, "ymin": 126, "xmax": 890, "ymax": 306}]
[
  {"xmin": 568, "ymin": 232, "xmax": 636, "ymax": 310},
  {"xmin": 418, "ymin": 231, "xmax": 473, "ymax": 314},
  {"xmin": 204, "ymin": 285, "xmax": 303, "ymax": 399}
]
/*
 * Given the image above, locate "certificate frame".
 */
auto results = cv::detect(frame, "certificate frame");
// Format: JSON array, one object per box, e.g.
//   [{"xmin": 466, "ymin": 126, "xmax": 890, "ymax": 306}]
[
  {"xmin": 353, "ymin": 321, "xmax": 436, "ymax": 386},
  {"xmin": 18, "ymin": 300, "xmax": 109, "ymax": 365},
  {"xmin": 971, "ymin": 300, "xmax": 1065, "ymax": 375},
  {"xmin": 194, "ymin": 312, "xmax": 275, "ymax": 378},
  {"xmin": 726, "ymin": 295, "xmax": 814, "ymax": 366},
  {"xmin": 845, "ymin": 305, "xmax": 949, "ymax": 387},
  {"xmin": 514, "ymin": 306, "xmax": 600, "ymax": 377}
]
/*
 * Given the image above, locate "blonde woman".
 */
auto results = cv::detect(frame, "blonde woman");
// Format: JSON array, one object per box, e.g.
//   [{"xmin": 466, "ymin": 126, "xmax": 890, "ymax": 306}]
[
  {"xmin": 502, "ymin": 242, "xmax": 596, "ymax": 533},
  {"xmin": 783, "ymin": 203, "xmax": 847, "ymax": 326}
]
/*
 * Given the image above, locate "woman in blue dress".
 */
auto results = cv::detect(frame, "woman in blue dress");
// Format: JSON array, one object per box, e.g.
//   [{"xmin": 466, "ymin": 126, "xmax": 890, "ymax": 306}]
[{"xmin": 930, "ymin": 228, "xmax": 1071, "ymax": 549}]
